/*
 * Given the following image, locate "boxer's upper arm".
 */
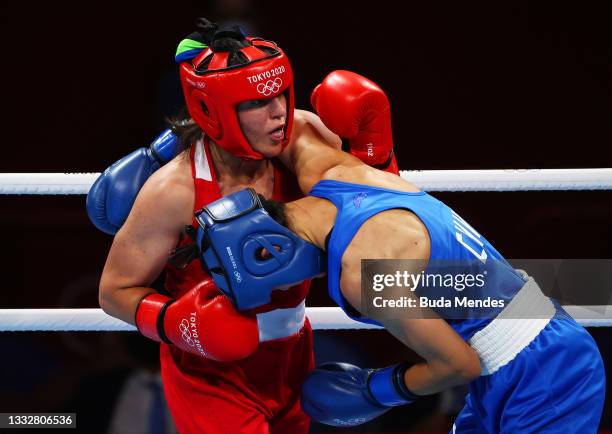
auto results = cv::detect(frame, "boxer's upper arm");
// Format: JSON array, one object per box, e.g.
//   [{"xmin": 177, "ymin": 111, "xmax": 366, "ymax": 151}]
[
  {"xmin": 281, "ymin": 119, "xmax": 359, "ymax": 193},
  {"xmin": 99, "ymin": 172, "xmax": 193, "ymax": 321},
  {"xmin": 342, "ymin": 269, "xmax": 472, "ymax": 370},
  {"xmin": 102, "ymin": 175, "xmax": 191, "ymax": 289},
  {"xmin": 295, "ymin": 109, "xmax": 342, "ymax": 149}
]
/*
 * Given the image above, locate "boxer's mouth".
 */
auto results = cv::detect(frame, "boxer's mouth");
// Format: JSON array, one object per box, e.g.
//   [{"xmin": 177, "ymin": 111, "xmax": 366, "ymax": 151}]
[{"xmin": 269, "ymin": 125, "xmax": 285, "ymax": 142}]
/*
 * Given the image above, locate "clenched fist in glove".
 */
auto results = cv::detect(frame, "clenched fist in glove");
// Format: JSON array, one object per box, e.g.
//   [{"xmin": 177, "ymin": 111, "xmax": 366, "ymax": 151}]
[
  {"xmin": 135, "ymin": 277, "xmax": 259, "ymax": 361},
  {"xmin": 311, "ymin": 70, "xmax": 399, "ymax": 174},
  {"xmin": 301, "ymin": 362, "xmax": 417, "ymax": 427},
  {"xmin": 86, "ymin": 129, "xmax": 182, "ymax": 235}
]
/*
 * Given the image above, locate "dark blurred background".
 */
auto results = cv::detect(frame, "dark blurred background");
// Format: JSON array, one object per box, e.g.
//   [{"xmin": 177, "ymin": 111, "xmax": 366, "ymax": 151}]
[{"xmin": 0, "ymin": 0, "xmax": 611, "ymax": 432}]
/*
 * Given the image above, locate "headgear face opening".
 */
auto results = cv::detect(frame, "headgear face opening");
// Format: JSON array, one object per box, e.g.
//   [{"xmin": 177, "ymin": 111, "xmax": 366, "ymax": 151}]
[
  {"xmin": 180, "ymin": 38, "xmax": 295, "ymax": 160},
  {"xmin": 195, "ymin": 188, "xmax": 326, "ymax": 310}
]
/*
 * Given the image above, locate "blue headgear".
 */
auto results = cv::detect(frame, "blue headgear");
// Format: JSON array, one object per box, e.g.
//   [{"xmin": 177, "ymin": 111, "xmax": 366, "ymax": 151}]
[{"xmin": 195, "ymin": 188, "xmax": 326, "ymax": 310}]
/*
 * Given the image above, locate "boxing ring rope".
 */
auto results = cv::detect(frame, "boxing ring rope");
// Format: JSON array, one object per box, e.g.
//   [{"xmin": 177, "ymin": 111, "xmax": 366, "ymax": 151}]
[
  {"xmin": 1, "ymin": 168, "xmax": 612, "ymax": 194},
  {"xmin": 1, "ymin": 168, "xmax": 611, "ymax": 330},
  {"xmin": 1, "ymin": 306, "xmax": 611, "ymax": 331}
]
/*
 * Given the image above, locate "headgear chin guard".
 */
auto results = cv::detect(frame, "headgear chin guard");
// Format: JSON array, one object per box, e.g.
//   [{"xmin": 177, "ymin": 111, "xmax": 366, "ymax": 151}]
[
  {"xmin": 180, "ymin": 37, "xmax": 295, "ymax": 160},
  {"xmin": 195, "ymin": 188, "xmax": 326, "ymax": 310}
]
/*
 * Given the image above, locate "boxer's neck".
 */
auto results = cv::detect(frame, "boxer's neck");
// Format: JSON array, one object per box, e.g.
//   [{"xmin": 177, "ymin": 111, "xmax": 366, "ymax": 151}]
[
  {"xmin": 209, "ymin": 140, "xmax": 271, "ymax": 183},
  {"xmin": 285, "ymin": 196, "xmax": 337, "ymax": 250}
]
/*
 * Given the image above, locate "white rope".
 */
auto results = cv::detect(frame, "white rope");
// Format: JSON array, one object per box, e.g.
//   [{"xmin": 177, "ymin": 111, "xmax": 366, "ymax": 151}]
[
  {"xmin": 0, "ymin": 306, "xmax": 609, "ymax": 331},
  {"xmin": 0, "ymin": 173, "xmax": 100, "ymax": 195},
  {"xmin": 1, "ymin": 170, "xmax": 609, "ymax": 329},
  {"xmin": 1, "ymin": 169, "xmax": 611, "ymax": 194}
]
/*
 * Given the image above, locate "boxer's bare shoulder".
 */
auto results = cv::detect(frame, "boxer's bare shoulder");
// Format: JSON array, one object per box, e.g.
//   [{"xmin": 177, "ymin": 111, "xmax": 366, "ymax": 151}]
[
  {"xmin": 294, "ymin": 109, "xmax": 342, "ymax": 148},
  {"xmin": 127, "ymin": 150, "xmax": 194, "ymax": 232},
  {"xmin": 281, "ymin": 113, "xmax": 355, "ymax": 192}
]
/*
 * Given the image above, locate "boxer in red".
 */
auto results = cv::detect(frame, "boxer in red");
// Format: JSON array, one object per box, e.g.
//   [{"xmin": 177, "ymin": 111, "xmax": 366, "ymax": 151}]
[{"xmin": 94, "ymin": 19, "xmax": 397, "ymax": 434}]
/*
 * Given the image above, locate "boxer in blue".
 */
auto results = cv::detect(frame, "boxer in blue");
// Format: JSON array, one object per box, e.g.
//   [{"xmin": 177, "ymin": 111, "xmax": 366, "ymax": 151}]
[{"xmin": 198, "ymin": 123, "xmax": 606, "ymax": 432}]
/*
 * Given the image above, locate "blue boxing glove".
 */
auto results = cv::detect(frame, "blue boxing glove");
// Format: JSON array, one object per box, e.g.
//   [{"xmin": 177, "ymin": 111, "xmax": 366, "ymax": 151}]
[
  {"xmin": 86, "ymin": 129, "xmax": 181, "ymax": 235},
  {"xmin": 301, "ymin": 362, "xmax": 417, "ymax": 427}
]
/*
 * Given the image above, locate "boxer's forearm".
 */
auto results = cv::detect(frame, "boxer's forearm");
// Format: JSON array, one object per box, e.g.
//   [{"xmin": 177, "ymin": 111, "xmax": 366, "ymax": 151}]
[
  {"xmin": 98, "ymin": 285, "xmax": 155, "ymax": 325},
  {"xmin": 404, "ymin": 355, "xmax": 480, "ymax": 396},
  {"xmin": 382, "ymin": 316, "xmax": 481, "ymax": 395}
]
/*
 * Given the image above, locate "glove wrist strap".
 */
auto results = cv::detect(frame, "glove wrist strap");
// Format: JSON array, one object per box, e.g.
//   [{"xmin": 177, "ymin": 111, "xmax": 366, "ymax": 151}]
[
  {"xmin": 135, "ymin": 293, "xmax": 173, "ymax": 344},
  {"xmin": 368, "ymin": 363, "xmax": 418, "ymax": 407}
]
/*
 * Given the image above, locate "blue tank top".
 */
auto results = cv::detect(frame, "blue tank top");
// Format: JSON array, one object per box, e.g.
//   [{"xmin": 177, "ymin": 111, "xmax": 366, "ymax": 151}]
[{"xmin": 309, "ymin": 179, "xmax": 526, "ymax": 340}]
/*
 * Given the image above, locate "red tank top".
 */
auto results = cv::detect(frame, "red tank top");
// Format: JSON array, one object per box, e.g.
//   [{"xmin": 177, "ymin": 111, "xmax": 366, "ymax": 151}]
[{"xmin": 163, "ymin": 140, "xmax": 310, "ymax": 312}]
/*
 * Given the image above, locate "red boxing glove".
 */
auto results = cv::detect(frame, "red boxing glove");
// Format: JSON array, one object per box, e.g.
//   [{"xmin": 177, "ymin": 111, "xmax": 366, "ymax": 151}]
[
  {"xmin": 135, "ymin": 277, "xmax": 259, "ymax": 361},
  {"xmin": 311, "ymin": 70, "xmax": 399, "ymax": 175}
]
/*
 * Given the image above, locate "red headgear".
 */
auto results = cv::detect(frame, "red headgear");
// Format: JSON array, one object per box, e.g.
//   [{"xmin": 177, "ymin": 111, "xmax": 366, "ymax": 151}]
[{"xmin": 179, "ymin": 37, "xmax": 294, "ymax": 160}]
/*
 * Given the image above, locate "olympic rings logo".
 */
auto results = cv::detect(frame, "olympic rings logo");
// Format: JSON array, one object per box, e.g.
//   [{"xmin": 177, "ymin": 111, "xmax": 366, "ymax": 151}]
[
  {"xmin": 256, "ymin": 78, "xmax": 282, "ymax": 96},
  {"xmin": 179, "ymin": 319, "xmax": 195, "ymax": 347}
]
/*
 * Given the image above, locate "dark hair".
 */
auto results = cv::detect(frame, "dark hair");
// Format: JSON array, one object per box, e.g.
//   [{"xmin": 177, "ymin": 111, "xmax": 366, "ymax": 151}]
[
  {"xmin": 192, "ymin": 17, "xmax": 218, "ymax": 45},
  {"xmin": 194, "ymin": 18, "xmax": 278, "ymax": 73},
  {"xmin": 170, "ymin": 18, "xmax": 266, "ymax": 150},
  {"xmin": 167, "ymin": 108, "xmax": 203, "ymax": 149},
  {"xmin": 196, "ymin": 19, "xmax": 252, "ymax": 71},
  {"xmin": 257, "ymin": 194, "xmax": 288, "ymax": 227}
]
